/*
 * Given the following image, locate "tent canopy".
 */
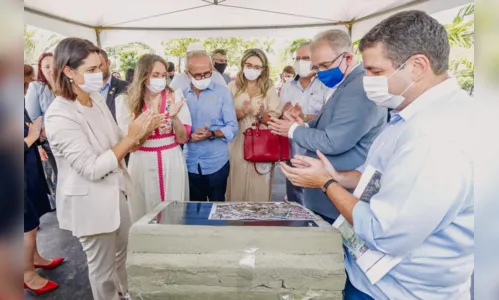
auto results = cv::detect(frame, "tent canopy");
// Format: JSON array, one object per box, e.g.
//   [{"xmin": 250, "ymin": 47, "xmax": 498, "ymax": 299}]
[{"xmin": 24, "ymin": 0, "xmax": 470, "ymax": 47}]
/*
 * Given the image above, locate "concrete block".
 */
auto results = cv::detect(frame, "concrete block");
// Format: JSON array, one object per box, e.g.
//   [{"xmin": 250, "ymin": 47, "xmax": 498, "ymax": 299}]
[{"xmin": 128, "ymin": 202, "xmax": 346, "ymax": 299}]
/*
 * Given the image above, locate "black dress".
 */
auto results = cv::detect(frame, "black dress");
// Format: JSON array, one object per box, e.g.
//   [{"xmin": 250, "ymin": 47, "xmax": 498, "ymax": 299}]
[{"xmin": 24, "ymin": 109, "xmax": 51, "ymax": 232}]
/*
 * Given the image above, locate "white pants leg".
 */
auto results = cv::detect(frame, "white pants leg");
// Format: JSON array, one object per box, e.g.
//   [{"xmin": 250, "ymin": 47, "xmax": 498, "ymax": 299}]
[{"xmin": 79, "ymin": 193, "xmax": 131, "ymax": 300}]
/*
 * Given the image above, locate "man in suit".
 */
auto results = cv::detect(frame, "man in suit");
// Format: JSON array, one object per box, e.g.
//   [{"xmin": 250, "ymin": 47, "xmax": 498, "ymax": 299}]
[
  {"xmin": 269, "ymin": 29, "xmax": 386, "ymax": 224},
  {"xmin": 99, "ymin": 49, "xmax": 129, "ymax": 122}
]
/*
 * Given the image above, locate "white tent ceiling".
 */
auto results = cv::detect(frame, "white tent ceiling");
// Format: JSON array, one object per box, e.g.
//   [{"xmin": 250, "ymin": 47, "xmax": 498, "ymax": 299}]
[{"xmin": 24, "ymin": 0, "xmax": 471, "ymax": 47}]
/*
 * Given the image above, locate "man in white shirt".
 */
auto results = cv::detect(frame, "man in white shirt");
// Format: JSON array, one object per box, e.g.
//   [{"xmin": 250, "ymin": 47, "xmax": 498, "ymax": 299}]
[
  {"xmin": 279, "ymin": 42, "xmax": 334, "ymax": 205},
  {"xmin": 280, "ymin": 10, "xmax": 474, "ymax": 300},
  {"xmin": 170, "ymin": 43, "xmax": 228, "ymax": 90}
]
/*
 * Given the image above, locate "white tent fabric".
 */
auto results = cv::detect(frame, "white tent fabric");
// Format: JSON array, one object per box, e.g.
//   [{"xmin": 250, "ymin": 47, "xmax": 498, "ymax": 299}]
[{"xmin": 24, "ymin": 0, "xmax": 471, "ymax": 47}]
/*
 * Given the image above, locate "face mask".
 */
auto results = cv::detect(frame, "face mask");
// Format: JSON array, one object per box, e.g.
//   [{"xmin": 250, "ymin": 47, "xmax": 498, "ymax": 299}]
[
  {"xmin": 317, "ymin": 54, "xmax": 346, "ymax": 88},
  {"xmin": 284, "ymin": 76, "xmax": 294, "ymax": 83},
  {"xmin": 147, "ymin": 78, "xmax": 166, "ymax": 94},
  {"xmin": 214, "ymin": 62, "xmax": 227, "ymax": 74},
  {"xmin": 243, "ymin": 68, "xmax": 262, "ymax": 81},
  {"xmin": 363, "ymin": 60, "xmax": 414, "ymax": 109},
  {"xmin": 77, "ymin": 72, "xmax": 103, "ymax": 94},
  {"xmin": 295, "ymin": 60, "xmax": 312, "ymax": 78},
  {"xmin": 191, "ymin": 77, "xmax": 211, "ymax": 90}
]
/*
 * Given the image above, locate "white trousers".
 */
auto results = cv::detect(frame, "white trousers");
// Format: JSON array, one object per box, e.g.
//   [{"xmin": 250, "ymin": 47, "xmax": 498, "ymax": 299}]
[{"xmin": 79, "ymin": 193, "xmax": 131, "ymax": 300}]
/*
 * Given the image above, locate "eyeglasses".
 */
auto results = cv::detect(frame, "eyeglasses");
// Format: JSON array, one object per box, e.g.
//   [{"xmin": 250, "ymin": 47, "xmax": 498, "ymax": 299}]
[
  {"xmin": 188, "ymin": 71, "xmax": 213, "ymax": 80},
  {"xmin": 295, "ymin": 56, "xmax": 311, "ymax": 61},
  {"xmin": 243, "ymin": 62, "xmax": 264, "ymax": 71},
  {"xmin": 310, "ymin": 52, "xmax": 346, "ymax": 73}
]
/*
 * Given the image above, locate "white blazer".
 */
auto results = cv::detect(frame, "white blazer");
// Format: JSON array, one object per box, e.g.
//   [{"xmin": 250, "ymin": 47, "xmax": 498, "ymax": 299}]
[{"xmin": 45, "ymin": 93, "xmax": 130, "ymax": 238}]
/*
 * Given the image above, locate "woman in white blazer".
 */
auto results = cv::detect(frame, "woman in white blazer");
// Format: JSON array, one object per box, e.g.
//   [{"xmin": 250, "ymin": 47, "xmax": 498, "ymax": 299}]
[{"xmin": 44, "ymin": 37, "xmax": 165, "ymax": 300}]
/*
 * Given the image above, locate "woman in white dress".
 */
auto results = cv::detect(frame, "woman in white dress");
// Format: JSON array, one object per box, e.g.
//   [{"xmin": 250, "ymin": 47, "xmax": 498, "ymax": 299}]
[{"xmin": 116, "ymin": 54, "xmax": 192, "ymax": 223}]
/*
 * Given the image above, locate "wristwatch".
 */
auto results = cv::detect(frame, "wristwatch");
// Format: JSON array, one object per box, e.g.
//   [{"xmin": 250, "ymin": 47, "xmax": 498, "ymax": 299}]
[
  {"xmin": 321, "ymin": 178, "xmax": 338, "ymax": 193},
  {"xmin": 209, "ymin": 130, "xmax": 216, "ymax": 140}
]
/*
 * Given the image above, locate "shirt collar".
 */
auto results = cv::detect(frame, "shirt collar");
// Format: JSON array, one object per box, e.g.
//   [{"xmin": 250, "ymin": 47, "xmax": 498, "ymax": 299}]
[
  {"xmin": 101, "ymin": 75, "xmax": 112, "ymax": 91},
  {"xmin": 399, "ymin": 78, "xmax": 460, "ymax": 122}
]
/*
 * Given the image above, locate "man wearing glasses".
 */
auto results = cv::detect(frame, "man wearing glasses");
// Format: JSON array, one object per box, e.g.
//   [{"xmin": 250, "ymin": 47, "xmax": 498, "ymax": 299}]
[
  {"xmin": 211, "ymin": 49, "xmax": 231, "ymax": 84},
  {"xmin": 279, "ymin": 42, "xmax": 335, "ymax": 205},
  {"xmin": 171, "ymin": 43, "xmax": 228, "ymax": 91},
  {"xmin": 269, "ymin": 29, "xmax": 386, "ymax": 224},
  {"xmin": 182, "ymin": 50, "xmax": 238, "ymax": 202}
]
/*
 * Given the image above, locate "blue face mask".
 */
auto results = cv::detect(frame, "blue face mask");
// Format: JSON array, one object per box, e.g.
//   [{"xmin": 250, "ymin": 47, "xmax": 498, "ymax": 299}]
[{"xmin": 317, "ymin": 54, "xmax": 347, "ymax": 88}]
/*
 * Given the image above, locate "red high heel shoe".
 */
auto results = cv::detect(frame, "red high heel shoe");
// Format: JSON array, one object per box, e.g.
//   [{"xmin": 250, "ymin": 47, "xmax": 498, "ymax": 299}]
[
  {"xmin": 24, "ymin": 280, "xmax": 58, "ymax": 295},
  {"xmin": 34, "ymin": 257, "xmax": 65, "ymax": 269}
]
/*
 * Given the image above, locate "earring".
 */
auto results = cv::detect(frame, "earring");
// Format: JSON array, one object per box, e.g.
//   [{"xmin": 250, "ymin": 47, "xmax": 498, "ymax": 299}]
[{"xmin": 70, "ymin": 78, "xmax": 73, "ymax": 82}]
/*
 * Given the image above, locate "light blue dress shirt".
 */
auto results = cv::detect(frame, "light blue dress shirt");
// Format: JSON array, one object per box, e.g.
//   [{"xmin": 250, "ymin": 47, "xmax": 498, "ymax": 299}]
[
  {"xmin": 100, "ymin": 75, "xmax": 112, "ymax": 99},
  {"xmin": 25, "ymin": 81, "xmax": 55, "ymax": 127},
  {"xmin": 182, "ymin": 81, "xmax": 238, "ymax": 175},
  {"xmin": 347, "ymin": 79, "xmax": 474, "ymax": 300}
]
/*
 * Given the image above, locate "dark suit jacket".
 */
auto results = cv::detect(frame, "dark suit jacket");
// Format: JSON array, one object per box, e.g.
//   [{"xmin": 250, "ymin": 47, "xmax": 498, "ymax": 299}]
[
  {"xmin": 293, "ymin": 65, "xmax": 387, "ymax": 220},
  {"xmin": 105, "ymin": 76, "xmax": 129, "ymax": 122}
]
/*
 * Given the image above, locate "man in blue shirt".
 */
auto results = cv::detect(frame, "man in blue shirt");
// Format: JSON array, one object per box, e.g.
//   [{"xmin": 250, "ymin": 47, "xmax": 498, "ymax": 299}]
[
  {"xmin": 182, "ymin": 50, "xmax": 238, "ymax": 202},
  {"xmin": 280, "ymin": 10, "xmax": 474, "ymax": 300}
]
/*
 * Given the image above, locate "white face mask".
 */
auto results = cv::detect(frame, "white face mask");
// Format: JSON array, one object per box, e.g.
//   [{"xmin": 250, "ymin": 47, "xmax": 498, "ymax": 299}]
[
  {"xmin": 77, "ymin": 72, "xmax": 103, "ymax": 94},
  {"xmin": 295, "ymin": 60, "xmax": 312, "ymax": 78},
  {"xmin": 363, "ymin": 61, "xmax": 413, "ymax": 109},
  {"xmin": 191, "ymin": 77, "xmax": 211, "ymax": 90},
  {"xmin": 147, "ymin": 78, "xmax": 166, "ymax": 94},
  {"xmin": 284, "ymin": 76, "xmax": 294, "ymax": 83},
  {"xmin": 243, "ymin": 68, "xmax": 262, "ymax": 81}
]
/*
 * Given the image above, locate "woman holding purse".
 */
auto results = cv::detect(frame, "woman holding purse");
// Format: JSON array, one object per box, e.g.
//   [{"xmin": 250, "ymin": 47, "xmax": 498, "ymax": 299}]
[
  {"xmin": 226, "ymin": 48, "xmax": 280, "ymax": 202},
  {"xmin": 45, "ymin": 37, "xmax": 164, "ymax": 300}
]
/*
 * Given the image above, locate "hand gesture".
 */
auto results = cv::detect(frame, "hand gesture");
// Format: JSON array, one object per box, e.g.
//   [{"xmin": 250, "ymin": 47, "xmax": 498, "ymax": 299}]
[
  {"xmin": 38, "ymin": 147, "xmax": 49, "ymax": 161},
  {"xmin": 282, "ymin": 110, "xmax": 304, "ymax": 126},
  {"xmin": 254, "ymin": 103, "xmax": 264, "ymax": 117},
  {"xmin": 282, "ymin": 101, "xmax": 293, "ymax": 113},
  {"xmin": 242, "ymin": 100, "xmax": 251, "ymax": 115},
  {"xmin": 27, "ymin": 117, "xmax": 42, "ymax": 141},
  {"xmin": 128, "ymin": 110, "xmax": 165, "ymax": 141},
  {"xmin": 279, "ymin": 150, "xmax": 336, "ymax": 189},
  {"xmin": 168, "ymin": 97, "xmax": 186, "ymax": 118},
  {"xmin": 292, "ymin": 103, "xmax": 304, "ymax": 119},
  {"xmin": 191, "ymin": 124, "xmax": 211, "ymax": 142}
]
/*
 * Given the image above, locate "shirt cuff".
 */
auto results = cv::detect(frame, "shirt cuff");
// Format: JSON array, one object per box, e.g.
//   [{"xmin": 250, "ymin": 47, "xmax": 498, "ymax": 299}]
[
  {"xmin": 288, "ymin": 122, "xmax": 299, "ymax": 139},
  {"xmin": 352, "ymin": 201, "xmax": 378, "ymax": 251},
  {"xmin": 219, "ymin": 126, "xmax": 234, "ymax": 142}
]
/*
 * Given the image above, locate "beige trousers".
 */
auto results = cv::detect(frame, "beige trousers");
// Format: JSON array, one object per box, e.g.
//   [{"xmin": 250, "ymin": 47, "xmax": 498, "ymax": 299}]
[{"xmin": 79, "ymin": 192, "xmax": 131, "ymax": 300}]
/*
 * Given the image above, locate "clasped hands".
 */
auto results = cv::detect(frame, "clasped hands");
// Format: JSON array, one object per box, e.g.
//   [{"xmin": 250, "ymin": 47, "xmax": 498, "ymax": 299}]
[
  {"xmin": 280, "ymin": 150, "xmax": 338, "ymax": 189},
  {"xmin": 267, "ymin": 102, "xmax": 305, "ymax": 137},
  {"xmin": 127, "ymin": 98, "xmax": 187, "ymax": 143}
]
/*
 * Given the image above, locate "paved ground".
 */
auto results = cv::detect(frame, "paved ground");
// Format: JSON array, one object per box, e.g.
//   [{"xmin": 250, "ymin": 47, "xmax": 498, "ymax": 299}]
[{"xmin": 25, "ymin": 167, "xmax": 288, "ymax": 299}]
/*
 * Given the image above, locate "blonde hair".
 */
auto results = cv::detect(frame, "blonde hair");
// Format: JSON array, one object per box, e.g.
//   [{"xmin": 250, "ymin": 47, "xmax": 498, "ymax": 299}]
[
  {"xmin": 126, "ymin": 54, "xmax": 173, "ymax": 118},
  {"xmin": 234, "ymin": 48, "xmax": 273, "ymax": 98}
]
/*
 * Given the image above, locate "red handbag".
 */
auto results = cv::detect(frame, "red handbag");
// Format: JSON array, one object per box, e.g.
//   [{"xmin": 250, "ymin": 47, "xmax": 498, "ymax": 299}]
[{"xmin": 243, "ymin": 122, "xmax": 291, "ymax": 175}]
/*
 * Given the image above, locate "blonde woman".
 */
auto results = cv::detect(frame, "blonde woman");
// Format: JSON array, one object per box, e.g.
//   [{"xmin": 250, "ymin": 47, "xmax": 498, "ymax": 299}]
[
  {"xmin": 226, "ymin": 49, "xmax": 280, "ymax": 202},
  {"xmin": 116, "ymin": 54, "xmax": 191, "ymax": 224}
]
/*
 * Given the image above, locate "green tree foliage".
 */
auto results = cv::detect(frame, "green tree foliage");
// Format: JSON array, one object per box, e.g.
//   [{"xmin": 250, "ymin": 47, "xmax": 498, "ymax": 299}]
[
  {"xmin": 23, "ymin": 25, "xmax": 62, "ymax": 65},
  {"xmin": 105, "ymin": 42, "xmax": 155, "ymax": 71},
  {"xmin": 445, "ymin": 3, "xmax": 474, "ymax": 94},
  {"xmin": 162, "ymin": 37, "xmax": 275, "ymax": 67},
  {"xmin": 283, "ymin": 38, "xmax": 312, "ymax": 57}
]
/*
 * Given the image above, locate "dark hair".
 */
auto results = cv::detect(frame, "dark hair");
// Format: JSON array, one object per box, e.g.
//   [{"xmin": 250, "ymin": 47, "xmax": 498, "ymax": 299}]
[
  {"xmin": 24, "ymin": 64, "xmax": 35, "ymax": 92},
  {"xmin": 359, "ymin": 10, "xmax": 450, "ymax": 75},
  {"xmin": 99, "ymin": 49, "xmax": 109, "ymax": 61},
  {"xmin": 282, "ymin": 65, "xmax": 295, "ymax": 75},
  {"xmin": 53, "ymin": 37, "xmax": 101, "ymax": 100},
  {"xmin": 125, "ymin": 68, "xmax": 135, "ymax": 84},
  {"xmin": 211, "ymin": 49, "xmax": 227, "ymax": 59},
  {"xmin": 37, "ymin": 52, "xmax": 53, "ymax": 88},
  {"xmin": 167, "ymin": 62, "xmax": 175, "ymax": 72},
  {"xmin": 24, "ymin": 64, "xmax": 34, "ymax": 81}
]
